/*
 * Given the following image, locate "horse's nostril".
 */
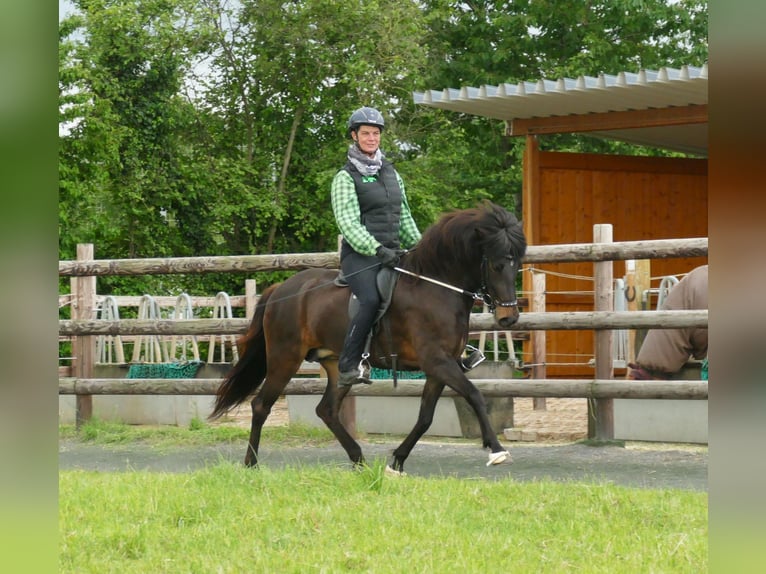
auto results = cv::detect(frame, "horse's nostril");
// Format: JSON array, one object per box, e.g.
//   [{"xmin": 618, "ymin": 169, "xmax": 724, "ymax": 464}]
[{"xmin": 497, "ymin": 314, "xmax": 518, "ymax": 329}]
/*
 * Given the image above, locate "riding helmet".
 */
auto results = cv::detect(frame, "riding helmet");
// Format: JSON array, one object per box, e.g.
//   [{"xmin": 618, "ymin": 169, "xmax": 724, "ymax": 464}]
[{"xmin": 347, "ymin": 107, "xmax": 385, "ymax": 135}]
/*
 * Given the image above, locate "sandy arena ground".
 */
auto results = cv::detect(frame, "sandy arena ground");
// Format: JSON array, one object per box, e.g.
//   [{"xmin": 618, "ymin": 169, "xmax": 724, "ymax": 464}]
[{"xmin": 221, "ymin": 396, "xmax": 589, "ymax": 442}]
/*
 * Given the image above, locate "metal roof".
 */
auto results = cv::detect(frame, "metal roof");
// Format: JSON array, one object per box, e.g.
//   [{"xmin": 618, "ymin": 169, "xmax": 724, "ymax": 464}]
[{"xmin": 413, "ymin": 64, "xmax": 708, "ymax": 156}]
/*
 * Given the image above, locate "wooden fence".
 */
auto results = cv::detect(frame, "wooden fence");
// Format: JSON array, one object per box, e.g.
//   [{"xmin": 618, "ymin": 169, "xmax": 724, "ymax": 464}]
[{"xmin": 59, "ymin": 230, "xmax": 708, "ymax": 439}]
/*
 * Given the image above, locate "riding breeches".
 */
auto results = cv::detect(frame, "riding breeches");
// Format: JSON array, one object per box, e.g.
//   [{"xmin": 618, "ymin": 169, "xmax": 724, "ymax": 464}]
[{"xmin": 338, "ymin": 251, "xmax": 382, "ymax": 373}]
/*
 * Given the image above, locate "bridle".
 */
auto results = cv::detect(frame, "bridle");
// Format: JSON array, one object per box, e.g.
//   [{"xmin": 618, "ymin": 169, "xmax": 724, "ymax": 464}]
[
  {"xmin": 393, "ymin": 254, "xmax": 519, "ymax": 312},
  {"xmin": 479, "ymin": 255, "xmax": 519, "ymax": 311}
]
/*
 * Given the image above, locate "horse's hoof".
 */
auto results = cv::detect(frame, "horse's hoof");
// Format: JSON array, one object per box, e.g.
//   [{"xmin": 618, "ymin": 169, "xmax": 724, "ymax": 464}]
[
  {"xmin": 486, "ymin": 450, "xmax": 512, "ymax": 466},
  {"xmin": 385, "ymin": 465, "xmax": 407, "ymax": 477}
]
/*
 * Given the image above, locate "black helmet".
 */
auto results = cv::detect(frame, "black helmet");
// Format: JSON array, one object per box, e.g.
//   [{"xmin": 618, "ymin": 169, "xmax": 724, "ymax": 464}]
[{"xmin": 347, "ymin": 107, "xmax": 385, "ymax": 135}]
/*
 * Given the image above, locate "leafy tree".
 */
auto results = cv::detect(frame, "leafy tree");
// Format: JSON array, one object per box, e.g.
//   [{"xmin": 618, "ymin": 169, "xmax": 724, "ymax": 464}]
[
  {"xmin": 59, "ymin": 0, "xmax": 708, "ymax": 299},
  {"xmin": 188, "ymin": 0, "xmax": 428, "ymax": 259},
  {"xmin": 400, "ymin": 0, "xmax": 708, "ymax": 216}
]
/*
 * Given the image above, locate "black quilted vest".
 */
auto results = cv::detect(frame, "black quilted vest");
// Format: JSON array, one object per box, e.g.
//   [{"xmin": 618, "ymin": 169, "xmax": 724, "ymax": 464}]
[{"xmin": 343, "ymin": 160, "xmax": 402, "ymax": 251}]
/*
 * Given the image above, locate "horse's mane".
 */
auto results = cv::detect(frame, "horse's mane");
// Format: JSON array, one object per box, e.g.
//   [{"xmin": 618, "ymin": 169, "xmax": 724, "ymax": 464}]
[{"xmin": 406, "ymin": 201, "xmax": 526, "ymax": 277}]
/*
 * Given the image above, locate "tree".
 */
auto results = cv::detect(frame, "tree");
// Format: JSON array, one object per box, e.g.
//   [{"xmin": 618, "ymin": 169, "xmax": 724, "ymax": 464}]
[
  {"xmin": 399, "ymin": 0, "xmax": 708, "ymax": 216},
  {"xmin": 60, "ymin": 0, "xmax": 243, "ymax": 294},
  {"xmin": 59, "ymin": 0, "xmax": 708, "ymax": 296},
  {"xmin": 189, "ymin": 0, "xmax": 428, "ymax": 257}
]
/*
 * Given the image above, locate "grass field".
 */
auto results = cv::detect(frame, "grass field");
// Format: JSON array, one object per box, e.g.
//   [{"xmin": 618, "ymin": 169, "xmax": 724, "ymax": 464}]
[{"xmin": 59, "ymin": 420, "xmax": 707, "ymax": 573}]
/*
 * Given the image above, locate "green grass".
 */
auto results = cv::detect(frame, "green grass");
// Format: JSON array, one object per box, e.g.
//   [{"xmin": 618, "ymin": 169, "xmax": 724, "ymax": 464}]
[
  {"xmin": 59, "ymin": 420, "xmax": 707, "ymax": 572},
  {"xmin": 60, "ymin": 461, "xmax": 707, "ymax": 573},
  {"xmin": 59, "ymin": 417, "xmax": 337, "ymax": 448}
]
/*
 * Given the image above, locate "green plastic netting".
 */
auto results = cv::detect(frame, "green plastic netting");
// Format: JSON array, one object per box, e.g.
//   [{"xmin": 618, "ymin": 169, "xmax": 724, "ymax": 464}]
[
  {"xmin": 126, "ymin": 361, "xmax": 203, "ymax": 379},
  {"xmin": 370, "ymin": 368, "xmax": 425, "ymax": 380}
]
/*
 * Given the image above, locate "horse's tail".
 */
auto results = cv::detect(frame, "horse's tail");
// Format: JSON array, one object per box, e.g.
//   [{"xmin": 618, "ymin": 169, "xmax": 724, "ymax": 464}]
[{"xmin": 208, "ymin": 284, "xmax": 277, "ymax": 420}]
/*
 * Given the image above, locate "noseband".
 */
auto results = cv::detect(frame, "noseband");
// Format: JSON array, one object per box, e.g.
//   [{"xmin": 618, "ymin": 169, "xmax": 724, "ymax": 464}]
[{"xmin": 480, "ymin": 255, "xmax": 519, "ymax": 312}]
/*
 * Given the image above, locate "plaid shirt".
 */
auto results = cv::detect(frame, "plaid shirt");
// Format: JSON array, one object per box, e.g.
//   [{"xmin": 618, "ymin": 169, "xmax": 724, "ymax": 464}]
[{"xmin": 331, "ymin": 169, "xmax": 421, "ymax": 256}]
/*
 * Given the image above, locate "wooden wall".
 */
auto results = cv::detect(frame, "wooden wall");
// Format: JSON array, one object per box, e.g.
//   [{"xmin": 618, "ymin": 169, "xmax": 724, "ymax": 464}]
[{"xmin": 522, "ymin": 138, "xmax": 708, "ymax": 378}]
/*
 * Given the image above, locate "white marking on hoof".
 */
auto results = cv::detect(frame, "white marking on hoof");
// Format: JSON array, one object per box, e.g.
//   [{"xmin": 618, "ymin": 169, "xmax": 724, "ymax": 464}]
[
  {"xmin": 486, "ymin": 450, "xmax": 512, "ymax": 466},
  {"xmin": 385, "ymin": 465, "xmax": 406, "ymax": 477}
]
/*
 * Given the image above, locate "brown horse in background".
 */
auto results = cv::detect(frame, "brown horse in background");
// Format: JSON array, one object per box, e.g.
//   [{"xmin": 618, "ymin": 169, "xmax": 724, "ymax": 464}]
[{"xmin": 209, "ymin": 201, "xmax": 527, "ymax": 474}]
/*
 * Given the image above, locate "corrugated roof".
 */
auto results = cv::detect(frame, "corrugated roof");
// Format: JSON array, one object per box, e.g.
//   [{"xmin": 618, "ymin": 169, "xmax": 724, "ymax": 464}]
[{"xmin": 413, "ymin": 64, "xmax": 708, "ymax": 156}]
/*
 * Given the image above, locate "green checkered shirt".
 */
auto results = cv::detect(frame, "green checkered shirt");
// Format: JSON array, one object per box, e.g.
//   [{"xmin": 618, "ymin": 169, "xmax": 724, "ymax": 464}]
[{"xmin": 331, "ymin": 169, "xmax": 421, "ymax": 256}]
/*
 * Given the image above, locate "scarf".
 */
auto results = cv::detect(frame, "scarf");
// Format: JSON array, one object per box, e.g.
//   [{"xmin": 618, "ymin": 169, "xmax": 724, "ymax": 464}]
[{"xmin": 348, "ymin": 144, "xmax": 384, "ymax": 176}]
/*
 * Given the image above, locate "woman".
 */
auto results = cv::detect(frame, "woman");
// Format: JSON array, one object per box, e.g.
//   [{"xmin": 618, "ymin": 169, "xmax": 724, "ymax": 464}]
[{"xmin": 330, "ymin": 106, "xmax": 421, "ymax": 387}]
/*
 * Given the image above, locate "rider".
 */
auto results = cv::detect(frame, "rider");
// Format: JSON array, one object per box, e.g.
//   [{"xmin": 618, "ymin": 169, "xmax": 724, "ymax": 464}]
[{"xmin": 331, "ymin": 106, "xmax": 421, "ymax": 387}]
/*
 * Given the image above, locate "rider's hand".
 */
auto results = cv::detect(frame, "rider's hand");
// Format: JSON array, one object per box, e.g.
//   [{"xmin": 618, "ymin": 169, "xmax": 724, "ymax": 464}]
[{"xmin": 375, "ymin": 245, "xmax": 401, "ymax": 268}]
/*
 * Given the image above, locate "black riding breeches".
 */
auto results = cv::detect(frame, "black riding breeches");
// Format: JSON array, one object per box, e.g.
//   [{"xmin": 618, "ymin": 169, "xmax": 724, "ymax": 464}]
[{"xmin": 338, "ymin": 250, "xmax": 381, "ymax": 372}]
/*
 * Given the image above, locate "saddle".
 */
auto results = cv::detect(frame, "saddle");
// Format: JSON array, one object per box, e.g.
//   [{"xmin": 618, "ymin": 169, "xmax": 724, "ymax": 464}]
[{"xmin": 334, "ymin": 267, "xmax": 398, "ymax": 323}]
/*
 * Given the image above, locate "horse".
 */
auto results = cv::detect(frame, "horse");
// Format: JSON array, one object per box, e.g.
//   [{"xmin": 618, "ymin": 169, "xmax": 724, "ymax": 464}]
[{"xmin": 209, "ymin": 201, "xmax": 527, "ymax": 474}]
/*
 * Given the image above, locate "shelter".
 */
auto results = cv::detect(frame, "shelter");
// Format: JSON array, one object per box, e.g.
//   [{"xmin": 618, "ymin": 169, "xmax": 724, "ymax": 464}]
[{"xmin": 413, "ymin": 65, "xmax": 708, "ymax": 377}]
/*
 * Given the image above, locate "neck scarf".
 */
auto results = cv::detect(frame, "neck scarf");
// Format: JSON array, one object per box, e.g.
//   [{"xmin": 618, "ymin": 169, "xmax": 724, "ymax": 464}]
[{"xmin": 348, "ymin": 144, "xmax": 384, "ymax": 176}]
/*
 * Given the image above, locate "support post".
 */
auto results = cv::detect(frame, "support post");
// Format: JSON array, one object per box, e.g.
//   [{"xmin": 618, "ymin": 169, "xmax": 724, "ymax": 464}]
[
  {"xmin": 588, "ymin": 225, "xmax": 614, "ymax": 440},
  {"xmin": 531, "ymin": 270, "xmax": 547, "ymax": 410},
  {"xmin": 71, "ymin": 243, "xmax": 96, "ymax": 428}
]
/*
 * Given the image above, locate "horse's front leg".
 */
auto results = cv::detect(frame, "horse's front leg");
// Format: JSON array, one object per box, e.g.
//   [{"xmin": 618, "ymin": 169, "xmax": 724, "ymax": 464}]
[
  {"xmin": 450, "ymin": 371, "xmax": 511, "ymax": 465},
  {"xmin": 390, "ymin": 377, "xmax": 445, "ymax": 474},
  {"xmin": 315, "ymin": 360, "xmax": 365, "ymax": 466}
]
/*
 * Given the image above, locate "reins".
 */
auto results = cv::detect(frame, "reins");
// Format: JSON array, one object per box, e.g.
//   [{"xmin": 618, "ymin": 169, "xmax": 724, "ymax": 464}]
[
  {"xmin": 394, "ymin": 255, "xmax": 519, "ymax": 311},
  {"xmin": 393, "ymin": 266, "xmax": 483, "ymax": 301}
]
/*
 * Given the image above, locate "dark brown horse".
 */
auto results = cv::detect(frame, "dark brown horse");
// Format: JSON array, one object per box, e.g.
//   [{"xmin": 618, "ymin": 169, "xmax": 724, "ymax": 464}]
[{"xmin": 209, "ymin": 201, "xmax": 526, "ymax": 474}]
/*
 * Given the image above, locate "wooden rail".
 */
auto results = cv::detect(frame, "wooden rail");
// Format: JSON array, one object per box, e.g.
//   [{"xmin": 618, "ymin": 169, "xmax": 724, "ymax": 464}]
[
  {"xmin": 58, "ymin": 310, "xmax": 708, "ymax": 336},
  {"xmin": 59, "ymin": 378, "xmax": 708, "ymax": 400},
  {"xmin": 58, "ymin": 237, "xmax": 706, "ymax": 276},
  {"xmin": 60, "ymin": 235, "xmax": 709, "ymax": 438}
]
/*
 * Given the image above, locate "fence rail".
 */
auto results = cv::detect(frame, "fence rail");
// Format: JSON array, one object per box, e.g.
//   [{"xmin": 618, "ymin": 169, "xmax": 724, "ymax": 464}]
[
  {"xmin": 60, "ymin": 234, "xmax": 708, "ymax": 439},
  {"xmin": 58, "ymin": 310, "xmax": 708, "ymax": 336},
  {"xmin": 59, "ymin": 378, "xmax": 708, "ymax": 400},
  {"xmin": 59, "ymin": 237, "xmax": 707, "ymax": 276}
]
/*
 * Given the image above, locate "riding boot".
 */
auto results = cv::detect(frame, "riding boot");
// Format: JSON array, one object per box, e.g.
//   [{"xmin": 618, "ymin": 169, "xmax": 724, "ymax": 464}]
[
  {"xmin": 337, "ymin": 364, "xmax": 372, "ymax": 387},
  {"xmin": 338, "ymin": 314, "xmax": 375, "ymax": 387}
]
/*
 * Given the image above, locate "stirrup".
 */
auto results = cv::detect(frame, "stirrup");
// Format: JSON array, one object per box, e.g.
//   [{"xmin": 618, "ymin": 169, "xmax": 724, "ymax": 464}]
[
  {"xmin": 338, "ymin": 357, "xmax": 373, "ymax": 387},
  {"xmin": 460, "ymin": 345, "xmax": 485, "ymax": 372}
]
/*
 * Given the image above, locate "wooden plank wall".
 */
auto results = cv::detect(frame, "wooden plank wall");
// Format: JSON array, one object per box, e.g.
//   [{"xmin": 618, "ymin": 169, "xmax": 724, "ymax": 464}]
[{"xmin": 522, "ymin": 142, "xmax": 708, "ymax": 378}]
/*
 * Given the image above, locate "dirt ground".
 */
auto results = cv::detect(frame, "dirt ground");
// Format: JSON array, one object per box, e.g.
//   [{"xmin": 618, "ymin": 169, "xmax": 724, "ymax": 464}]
[{"xmin": 223, "ymin": 396, "xmax": 590, "ymax": 442}]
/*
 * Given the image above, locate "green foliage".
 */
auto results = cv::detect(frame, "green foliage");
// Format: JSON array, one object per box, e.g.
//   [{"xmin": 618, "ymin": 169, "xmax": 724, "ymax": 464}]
[{"xmin": 59, "ymin": 0, "xmax": 708, "ymax": 297}]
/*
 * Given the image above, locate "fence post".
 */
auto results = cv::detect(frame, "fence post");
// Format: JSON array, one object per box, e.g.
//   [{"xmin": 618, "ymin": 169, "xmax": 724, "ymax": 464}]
[
  {"xmin": 71, "ymin": 243, "xmax": 96, "ymax": 428},
  {"xmin": 531, "ymin": 270, "xmax": 547, "ymax": 410},
  {"xmin": 245, "ymin": 279, "xmax": 257, "ymax": 321},
  {"xmin": 625, "ymin": 259, "xmax": 651, "ymax": 363},
  {"xmin": 589, "ymin": 225, "xmax": 614, "ymax": 440}
]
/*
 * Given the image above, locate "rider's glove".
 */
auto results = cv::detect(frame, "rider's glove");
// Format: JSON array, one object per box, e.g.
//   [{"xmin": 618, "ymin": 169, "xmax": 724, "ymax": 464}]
[{"xmin": 375, "ymin": 245, "xmax": 401, "ymax": 268}]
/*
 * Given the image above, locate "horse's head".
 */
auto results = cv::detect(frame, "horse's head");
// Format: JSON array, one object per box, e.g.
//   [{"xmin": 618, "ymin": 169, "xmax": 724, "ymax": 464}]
[
  {"xmin": 480, "ymin": 252, "xmax": 523, "ymax": 327},
  {"xmin": 475, "ymin": 202, "xmax": 527, "ymax": 328},
  {"xmin": 408, "ymin": 201, "xmax": 527, "ymax": 328}
]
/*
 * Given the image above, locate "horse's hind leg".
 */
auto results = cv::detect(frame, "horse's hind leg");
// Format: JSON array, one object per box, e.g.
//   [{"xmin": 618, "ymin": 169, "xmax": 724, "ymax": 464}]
[
  {"xmin": 390, "ymin": 377, "xmax": 446, "ymax": 473},
  {"xmin": 244, "ymin": 361, "xmax": 302, "ymax": 467},
  {"xmin": 315, "ymin": 359, "xmax": 365, "ymax": 466}
]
